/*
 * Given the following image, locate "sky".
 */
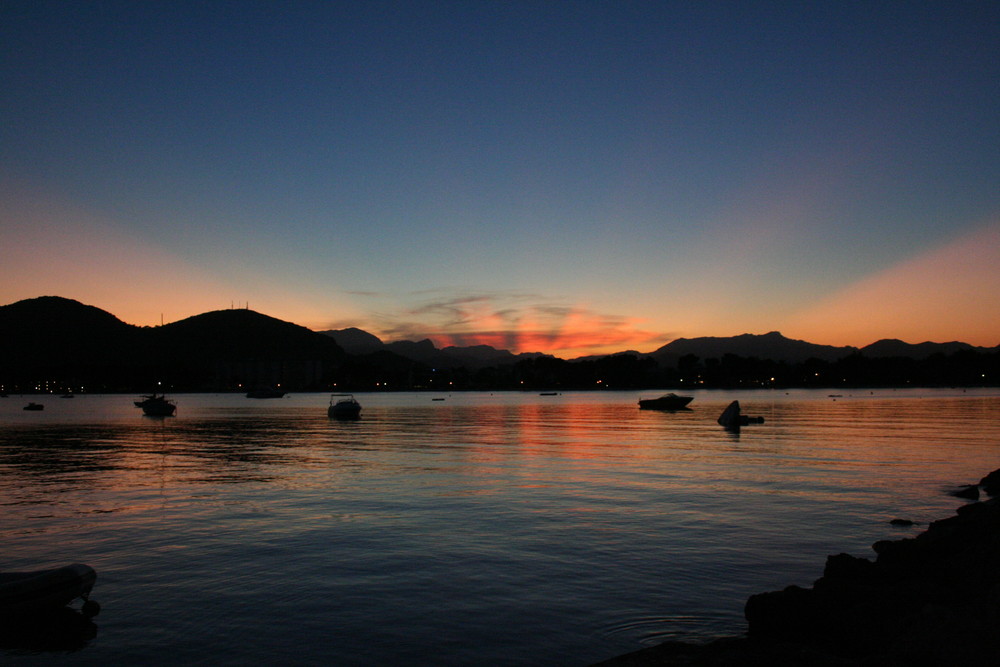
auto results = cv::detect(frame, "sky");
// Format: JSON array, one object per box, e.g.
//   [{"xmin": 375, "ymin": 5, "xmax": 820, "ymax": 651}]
[{"xmin": 2, "ymin": 1, "xmax": 999, "ymax": 357}]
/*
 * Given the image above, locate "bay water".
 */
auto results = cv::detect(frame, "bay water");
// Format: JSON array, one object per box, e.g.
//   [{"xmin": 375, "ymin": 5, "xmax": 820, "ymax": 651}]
[{"xmin": 2, "ymin": 389, "xmax": 998, "ymax": 665}]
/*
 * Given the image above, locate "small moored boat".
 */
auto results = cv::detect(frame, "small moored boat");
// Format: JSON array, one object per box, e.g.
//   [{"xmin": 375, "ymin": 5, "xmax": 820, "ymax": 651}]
[
  {"xmin": 134, "ymin": 393, "xmax": 177, "ymax": 416},
  {"xmin": 638, "ymin": 393, "xmax": 693, "ymax": 410},
  {"xmin": 328, "ymin": 393, "xmax": 362, "ymax": 419},
  {"xmin": 23, "ymin": 402, "xmax": 44, "ymax": 411},
  {"xmin": 0, "ymin": 563, "xmax": 99, "ymax": 618}
]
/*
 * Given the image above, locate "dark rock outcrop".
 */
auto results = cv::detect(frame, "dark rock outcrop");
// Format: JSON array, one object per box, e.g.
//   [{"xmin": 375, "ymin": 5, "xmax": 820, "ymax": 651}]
[
  {"xmin": 744, "ymin": 492, "xmax": 1000, "ymax": 664},
  {"xmin": 980, "ymin": 469, "xmax": 1000, "ymax": 497},
  {"xmin": 595, "ymin": 469, "xmax": 1000, "ymax": 666}
]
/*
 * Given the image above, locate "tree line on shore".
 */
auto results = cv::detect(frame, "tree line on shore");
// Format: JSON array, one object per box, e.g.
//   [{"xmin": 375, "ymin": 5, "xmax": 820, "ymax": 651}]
[{"xmin": 4, "ymin": 347, "xmax": 997, "ymax": 395}]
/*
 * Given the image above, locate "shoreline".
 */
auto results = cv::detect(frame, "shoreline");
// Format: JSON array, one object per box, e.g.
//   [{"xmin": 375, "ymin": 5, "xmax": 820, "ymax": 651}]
[{"xmin": 592, "ymin": 468, "xmax": 1000, "ymax": 666}]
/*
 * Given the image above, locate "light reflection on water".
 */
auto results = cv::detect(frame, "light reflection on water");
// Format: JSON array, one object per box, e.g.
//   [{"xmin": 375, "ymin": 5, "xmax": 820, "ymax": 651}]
[{"xmin": 1, "ymin": 389, "xmax": 999, "ymax": 665}]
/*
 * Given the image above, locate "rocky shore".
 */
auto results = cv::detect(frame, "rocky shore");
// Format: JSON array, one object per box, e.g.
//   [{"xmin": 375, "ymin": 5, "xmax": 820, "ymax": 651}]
[{"xmin": 593, "ymin": 469, "xmax": 1000, "ymax": 666}]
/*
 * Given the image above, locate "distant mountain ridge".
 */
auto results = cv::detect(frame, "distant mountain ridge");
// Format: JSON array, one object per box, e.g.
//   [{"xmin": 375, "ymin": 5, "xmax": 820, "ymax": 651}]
[
  {"xmin": 859, "ymin": 338, "xmax": 980, "ymax": 359},
  {"xmin": 649, "ymin": 331, "xmax": 857, "ymax": 365},
  {"xmin": 322, "ymin": 327, "xmax": 997, "ymax": 368},
  {"xmin": 319, "ymin": 328, "xmax": 549, "ymax": 369},
  {"xmin": 2, "ymin": 297, "xmax": 996, "ymax": 391}
]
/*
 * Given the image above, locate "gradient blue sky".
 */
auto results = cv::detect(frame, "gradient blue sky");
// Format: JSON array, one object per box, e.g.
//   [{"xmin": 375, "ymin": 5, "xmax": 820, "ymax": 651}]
[{"xmin": 3, "ymin": 1, "xmax": 998, "ymax": 356}]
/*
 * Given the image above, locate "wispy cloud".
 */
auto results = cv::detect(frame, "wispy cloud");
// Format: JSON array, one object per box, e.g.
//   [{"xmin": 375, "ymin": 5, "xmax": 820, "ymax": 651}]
[{"xmin": 335, "ymin": 289, "xmax": 674, "ymax": 356}]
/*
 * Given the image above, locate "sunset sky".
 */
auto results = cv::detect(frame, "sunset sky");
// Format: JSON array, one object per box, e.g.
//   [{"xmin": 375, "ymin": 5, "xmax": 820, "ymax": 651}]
[{"xmin": 3, "ymin": 2, "xmax": 998, "ymax": 357}]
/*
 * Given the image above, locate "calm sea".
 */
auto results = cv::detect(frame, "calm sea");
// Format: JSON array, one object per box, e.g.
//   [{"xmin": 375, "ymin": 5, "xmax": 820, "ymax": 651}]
[{"xmin": 2, "ymin": 389, "xmax": 998, "ymax": 665}]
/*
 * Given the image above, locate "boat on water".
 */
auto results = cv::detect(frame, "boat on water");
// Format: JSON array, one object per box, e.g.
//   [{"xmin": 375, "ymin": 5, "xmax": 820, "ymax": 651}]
[
  {"xmin": 638, "ymin": 393, "xmax": 693, "ymax": 410},
  {"xmin": 0, "ymin": 564, "xmax": 99, "ymax": 618},
  {"xmin": 134, "ymin": 394, "xmax": 177, "ymax": 416},
  {"xmin": 245, "ymin": 388, "xmax": 286, "ymax": 399},
  {"xmin": 23, "ymin": 402, "xmax": 44, "ymax": 411},
  {"xmin": 328, "ymin": 393, "xmax": 362, "ymax": 419}
]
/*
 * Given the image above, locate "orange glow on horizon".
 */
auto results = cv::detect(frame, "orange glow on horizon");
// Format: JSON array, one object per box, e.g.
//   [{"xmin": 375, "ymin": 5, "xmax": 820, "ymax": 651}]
[{"xmin": 782, "ymin": 221, "xmax": 1000, "ymax": 348}]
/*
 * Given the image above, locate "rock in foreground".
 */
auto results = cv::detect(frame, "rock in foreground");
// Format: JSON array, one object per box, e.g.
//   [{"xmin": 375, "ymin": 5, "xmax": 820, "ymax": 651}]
[{"xmin": 594, "ymin": 470, "xmax": 1000, "ymax": 666}]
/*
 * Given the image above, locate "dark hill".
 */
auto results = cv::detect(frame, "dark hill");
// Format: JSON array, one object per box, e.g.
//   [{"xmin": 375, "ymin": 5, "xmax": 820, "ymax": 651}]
[
  {"xmin": 650, "ymin": 331, "xmax": 856, "ymax": 365},
  {"xmin": 860, "ymin": 338, "xmax": 981, "ymax": 359},
  {"xmin": 384, "ymin": 339, "xmax": 459, "ymax": 368},
  {"xmin": 147, "ymin": 309, "xmax": 347, "ymax": 391},
  {"xmin": 440, "ymin": 344, "xmax": 548, "ymax": 369},
  {"xmin": 0, "ymin": 296, "xmax": 135, "ymax": 348},
  {"xmin": 321, "ymin": 329, "xmax": 551, "ymax": 370},
  {"xmin": 320, "ymin": 327, "xmax": 385, "ymax": 354},
  {"xmin": 0, "ymin": 299, "xmax": 348, "ymax": 392},
  {"xmin": 158, "ymin": 309, "xmax": 346, "ymax": 362},
  {"xmin": 0, "ymin": 296, "xmax": 143, "ymax": 386}
]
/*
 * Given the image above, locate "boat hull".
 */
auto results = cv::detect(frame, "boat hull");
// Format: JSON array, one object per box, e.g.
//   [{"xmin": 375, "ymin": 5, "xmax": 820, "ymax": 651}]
[
  {"xmin": 328, "ymin": 403, "xmax": 362, "ymax": 419},
  {"xmin": 638, "ymin": 394, "xmax": 693, "ymax": 410},
  {"xmin": 140, "ymin": 404, "xmax": 176, "ymax": 416},
  {"xmin": 134, "ymin": 395, "xmax": 176, "ymax": 416},
  {"xmin": 0, "ymin": 564, "xmax": 96, "ymax": 617}
]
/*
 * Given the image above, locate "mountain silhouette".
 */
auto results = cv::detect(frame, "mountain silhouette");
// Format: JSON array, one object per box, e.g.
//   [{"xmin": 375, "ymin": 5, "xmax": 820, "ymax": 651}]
[
  {"xmin": 1, "ymin": 297, "xmax": 347, "ymax": 391},
  {"xmin": 160, "ymin": 309, "xmax": 346, "ymax": 362},
  {"xmin": 2, "ymin": 296, "xmax": 996, "ymax": 392},
  {"xmin": 0, "ymin": 296, "xmax": 142, "ymax": 386},
  {"xmin": 650, "ymin": 332, "xmax": 857, "ymax": 365},
  {"xmin": 859, "ymin": 339, "xmax": 978, "ymax": 359},
  {"xmin": 318, "ymin": 327, "xmax": 384, "ymax": 354},
  {"xmin": 322, "ymin": 329, "xmax": 549, "ymax": 369}
]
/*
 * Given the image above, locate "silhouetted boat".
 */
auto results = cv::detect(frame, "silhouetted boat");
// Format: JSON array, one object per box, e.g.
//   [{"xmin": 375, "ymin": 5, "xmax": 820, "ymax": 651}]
[
  {"xmin": 61, "ymin": 393, "xmax": 74, "ymax": 398},
  {"xmin": 0, "ymin": 564, "xmax": 99, "ymax": 618},
  {"xmin": 245, "ymin": 388, "xmax": 286, "ymax": 399},
  {"xmin": 328, "ymin": 393, "xmax": 362, "ymax": 419},
  {"xmin": 638, "ymin": 393, "xmax": 693, "ymax": 410},
  {"xmin": 23, "ymin": 402, "xmax": 44, "ymax": 411},
  {"xmin": 134, "ymin": 394, "xmax": 176, "ymax": 416}
]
